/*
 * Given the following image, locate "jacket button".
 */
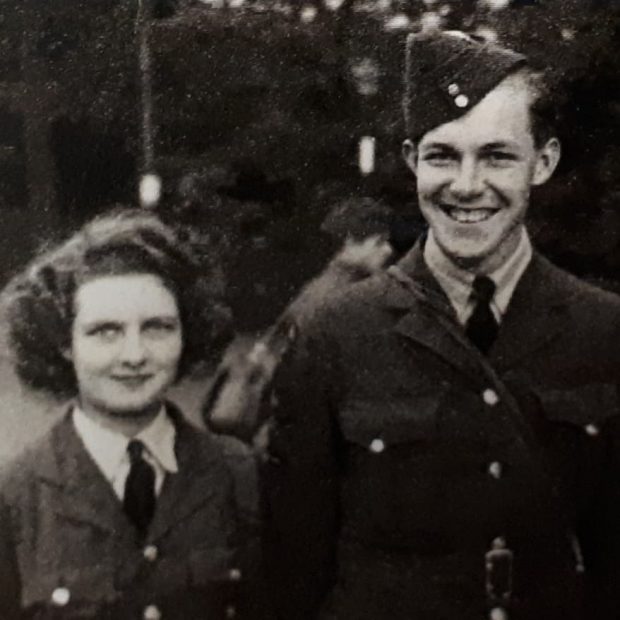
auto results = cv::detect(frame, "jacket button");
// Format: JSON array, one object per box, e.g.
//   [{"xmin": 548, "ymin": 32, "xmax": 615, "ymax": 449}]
[
  {"xmin": 482, "ymin": 388, "xmax": 499, "ymax": 406},
  {"xmin": 489, "ymin": 607, "xmax": 509, "ymax": 620},
  {"xmin": 369, "ymin": 438, "xmax": 385, "ymax": 453},
  {"xmin": 229, "ymin": 568, "xmax": 242, "ymax": 581},
  {"xmin": 584, "ymin": 423, "xmax": 599, "ymax": 437},
  {"xmin": 143, "ymin": 604, "xmax": 162, "ymax": 620},
  {"xmin": 448, "ymin": 82, "xmax": 460, "ymax": 96},
  {"xmin": 455, "ymin": 94, "xmax": 469, "ymax": 108},
  {"xmin": 143, "ymin": 545, "xmax": 159, "ymax": 562},
  {"xmin": 488, "ymin": 461, "xmax": 503, "ymax": 479},
  {"xmin": 51, "ymin": 587, "xmax": 71, "ymax": 607},
  {"xmin": 226, "ymin": 605, "xmax": 236, "ymax": 618}
]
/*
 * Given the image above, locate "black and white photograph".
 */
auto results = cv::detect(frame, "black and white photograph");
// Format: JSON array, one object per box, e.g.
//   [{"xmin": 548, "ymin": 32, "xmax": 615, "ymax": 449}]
[{"xmin": 0, "ymin": 1, "xmax": 620, "ymax": 618}]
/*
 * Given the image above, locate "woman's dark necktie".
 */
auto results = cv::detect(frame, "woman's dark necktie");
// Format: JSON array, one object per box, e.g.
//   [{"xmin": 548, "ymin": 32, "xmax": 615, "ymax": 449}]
[
  {"xmin": 465, "ymin": 275, "xmax": 498, "ymax": 354},
  {"xmin": 124, "ymin": 439, "xmax": 156, "ymax": 534}
]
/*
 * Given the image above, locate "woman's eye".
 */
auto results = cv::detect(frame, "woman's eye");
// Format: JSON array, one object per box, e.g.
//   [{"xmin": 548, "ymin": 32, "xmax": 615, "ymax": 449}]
[
  {"xmin": 143, "ymin": 320, "xmax": 178, "ymax": 336},
  {"xmin": 88, "ymin": 325, "xmax": 120, "ymax": 340}
]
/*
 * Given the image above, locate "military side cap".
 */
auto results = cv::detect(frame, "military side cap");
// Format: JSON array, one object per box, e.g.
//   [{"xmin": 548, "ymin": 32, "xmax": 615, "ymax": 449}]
[{"xmin": 403, "ymin": 31, "xmax": 526, "ymax": 141}]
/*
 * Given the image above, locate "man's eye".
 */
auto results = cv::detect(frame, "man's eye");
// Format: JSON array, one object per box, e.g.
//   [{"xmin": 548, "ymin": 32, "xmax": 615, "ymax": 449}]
[
  {"xmin": 485, "ymin": 152, "xmax": 516, "ymax": 165},
  {"xmin": 423, "ymin": 152, "xmax": 456, "ymax": 165}
]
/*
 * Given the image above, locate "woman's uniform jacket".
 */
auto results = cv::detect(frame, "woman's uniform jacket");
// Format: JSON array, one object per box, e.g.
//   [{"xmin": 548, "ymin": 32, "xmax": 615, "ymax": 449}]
[
  {"xmin": 0, "ymin": 405, "xmax": 267, "ymax": 620},
  {"xmin": 263, "ymin": 245, "xmax": 620, "ymax": 620}
]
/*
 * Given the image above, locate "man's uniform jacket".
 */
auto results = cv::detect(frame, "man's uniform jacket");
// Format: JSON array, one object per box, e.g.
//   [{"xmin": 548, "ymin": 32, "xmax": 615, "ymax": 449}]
[
  {"xmin": 264, "ymin": 245, "xmax": 620, "ymax": 620},
  {"xmin": 0, "ymin": 406, "xmax": 266, "ymax": 619}
]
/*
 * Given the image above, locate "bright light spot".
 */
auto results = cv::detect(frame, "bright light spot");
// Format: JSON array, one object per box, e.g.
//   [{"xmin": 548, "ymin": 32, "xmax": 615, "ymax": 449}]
[
  {"xmin": 439, "ymin": 4, "xmax": 451, "ymax": 16},
  {"xmin": 198, "ymin": 0, "xmax": 225, "ymax": 6},
  {"xmin": 351, "ymin": 58, "xmax": 380, "ymax": 96},
  {"xmin": 384, "ymin": 13, "xmax": 411, "ymax": 31},
  {"xmin": 359, "ymin": 136, "xmax": 376, "ymax": 176},
  {"xmin": 475, "ymin": 25, "xmax": 498, "ymax": 42},
  {"xmin": 561, "ymin": 28, "xmax": 576, "ymax": 41},
  {"xmin": 376, "ymin": 0, "xmax": 392, "ymax": 9},
  {"xmin": 480, "ymin": 0, "xmax": 511, "ymax": 10},
  {"xmin": 139, "ymin": 173, "xmax": 162, "ymax": 209},
  {"xmin": 420, "ymin": 11, "xmax": 442, "ymax": 32},
  {"xmin": 229, "ymin": 0, "xmax": 245, "ymax": 7},
  {"xmin": 423, "ymin": 0, "xmax": 438, "ymax": 5},
  {"xmin": 324, "ymin": 0, "xmax": 345, "ymax": 9},
  {"xmin": 300, "ymin": 5, "xmax": 318, "ymax": 22}
]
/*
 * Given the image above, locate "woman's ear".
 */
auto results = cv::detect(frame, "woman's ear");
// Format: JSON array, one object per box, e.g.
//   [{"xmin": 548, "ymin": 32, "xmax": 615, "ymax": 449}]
[
  {"xmin": 402, "ymin": 139, "xmax": 418, "ymax": 175},
  {"xmin": 532, "ymin": 137, "xmax": 561, "ymax": 186},
  {"xmin": 61, "ymin": 346, "xmax": 73, "ymax": 362}
]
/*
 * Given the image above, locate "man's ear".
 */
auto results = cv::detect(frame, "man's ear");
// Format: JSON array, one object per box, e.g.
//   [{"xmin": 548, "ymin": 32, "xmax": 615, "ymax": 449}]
[
  {"xmin": 402, "ymin": 139, "xmax": 418, "ymax": 175},
  {"xmin": 532, "ymin": 137, "xmax": 561, "ymax": 186}
]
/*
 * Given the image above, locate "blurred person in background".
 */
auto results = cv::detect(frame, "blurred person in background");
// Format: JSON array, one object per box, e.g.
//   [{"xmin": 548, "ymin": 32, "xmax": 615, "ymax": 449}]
[
  {"xmin": 0, "ymin": 209, "xmax": 267, "ymax": 619},
  {"xmin": 261, "ymin": 31, "xmax": 620, "ymax": 620}
]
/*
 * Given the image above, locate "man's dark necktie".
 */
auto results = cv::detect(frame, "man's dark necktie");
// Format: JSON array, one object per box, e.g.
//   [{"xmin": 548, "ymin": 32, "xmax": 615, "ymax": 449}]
[
  {"xmin": 465, "ymin": 275, "xmax": 498, "ymax": 354},
  {"xmin": 123, "ymin": 439, "xmax": 156, "ymax": 534}
]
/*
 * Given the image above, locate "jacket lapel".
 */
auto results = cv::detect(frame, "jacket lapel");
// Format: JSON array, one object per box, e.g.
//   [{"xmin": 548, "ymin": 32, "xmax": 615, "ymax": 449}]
[
  {"xmin": 489, "ymin": 253, "xmax": 579, "ymax": 371},
  {"xmin": 149, "ymin": 412, "xmax": 221, "ymax": 542},
  {"xmin": 37, "ymin": 413, "xmax": 132, "ymax": 538},
  {"xmin": 384, "ymin": 245, "xmax": 487, "ymax": 383}
]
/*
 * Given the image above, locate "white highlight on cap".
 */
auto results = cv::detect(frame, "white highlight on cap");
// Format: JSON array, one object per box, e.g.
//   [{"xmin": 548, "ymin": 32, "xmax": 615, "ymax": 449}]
[
  {"xmin": 358, "ymin": 136, "xmax": 376, "ymax": 176},
  {"xmin": 139, "ymin": 173, "xmax": 162, "ymax": 209},
  {"xmin": 481, "ymin": 0, "xmax": 510, "ymax": 10},
  {"xmin": 300, "ymin": 5, "xmax": 318, "ymax": 22},
  {"xmin": 384, "ymin": 13, "xmax": 411, "ymax": 31},
  {"xmin": 324, "ymin": 0, "xmax": 345, "ymax": 9}
]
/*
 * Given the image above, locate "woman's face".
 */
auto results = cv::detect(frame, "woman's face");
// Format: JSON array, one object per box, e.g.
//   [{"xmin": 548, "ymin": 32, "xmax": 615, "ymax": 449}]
[{"xmin": 68, "ymin": 273, "xmax": 183, "ymax": 421}]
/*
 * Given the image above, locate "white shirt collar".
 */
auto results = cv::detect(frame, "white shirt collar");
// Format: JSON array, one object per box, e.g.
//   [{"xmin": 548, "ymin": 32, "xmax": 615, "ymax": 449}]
[
  {"xmin": 72, "ymin": 404, "xmax": 179, "ymax": 489},
  {"xmin": 424, "ymin": 226, "xmax": 533, "ymax": 324}
]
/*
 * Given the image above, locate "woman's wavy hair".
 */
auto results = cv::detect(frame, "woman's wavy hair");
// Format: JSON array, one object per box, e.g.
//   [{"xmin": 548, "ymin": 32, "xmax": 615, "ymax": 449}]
[{"xmin": 3, "ymin": 207, "xmax": 232, "ymax": 399}]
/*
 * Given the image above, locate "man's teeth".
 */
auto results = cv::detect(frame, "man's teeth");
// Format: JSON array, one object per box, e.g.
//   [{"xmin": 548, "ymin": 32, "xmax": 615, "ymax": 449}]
[{"xmin": 446, "ymin": 208, "xmax": 496, "ymax": 223}]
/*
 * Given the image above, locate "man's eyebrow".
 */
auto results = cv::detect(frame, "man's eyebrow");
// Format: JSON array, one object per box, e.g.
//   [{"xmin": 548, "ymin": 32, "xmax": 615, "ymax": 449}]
[
  {"xmin": 479, "ymin": 141, "xmax": 518, "ymax": 150},
  {"xmin": 419, "ymin": 142, "xmax": 459, "ymax": 151}
]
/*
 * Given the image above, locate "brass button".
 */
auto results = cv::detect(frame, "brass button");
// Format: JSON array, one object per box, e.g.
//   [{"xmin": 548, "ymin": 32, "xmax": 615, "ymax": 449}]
[
  {"xmin": 482, "ymin": 388, "xmax": 499, "ymax": 406},
  {"xmin": 584, "ymin": 423, "xmax": 599, "ymax": 437},
  {"xmin": 143, "ymin": 545, "xmax": 158, "ymax": 562},
  {"xmin": 229, "ymin": 568, "xmax": 242, "ymax": 581},
  {"xmin": 488, "ymin": 461, "xmax": 503, "ymax": 479},
  {"xmin": 448, "ymin": 83, "xmax": 460, "ymax": 96},
  {"xmin": 455, "ymin": 94, "xmax": 469, "ymax": 108},
  {"xmin": 369, "ymin": 438, "xmax": 385, "ymax": 453},
  {"xmin": 51, "ymin": 587, "xmax": 71, "ymax": 607},
  {"xmin": 225, "ymin": 605, "xmax": 236, "ymax": 618},
  {"xmin": 489, "ymin": 606, "xmax": 509, "ymax": 620},
  {"xmin": 143, "ymin": 604, "xmax": 162, "ymax": 620}
]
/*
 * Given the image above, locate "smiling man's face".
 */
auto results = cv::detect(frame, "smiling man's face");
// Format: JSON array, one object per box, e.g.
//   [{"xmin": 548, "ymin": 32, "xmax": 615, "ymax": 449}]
[{"xmin": 404, "ymin": 71, "xmax": 559, "ymax": 272}]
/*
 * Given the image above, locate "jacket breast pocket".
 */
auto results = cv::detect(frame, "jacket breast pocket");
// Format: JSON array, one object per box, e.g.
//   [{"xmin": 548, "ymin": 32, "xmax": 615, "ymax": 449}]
[
  {"xmin": 536, "ymin": 383, "xmax": 619, "ymax": 437},
  {"xmin": 338, "ymin": 394, "xmax": 447, "ymax": 539}
]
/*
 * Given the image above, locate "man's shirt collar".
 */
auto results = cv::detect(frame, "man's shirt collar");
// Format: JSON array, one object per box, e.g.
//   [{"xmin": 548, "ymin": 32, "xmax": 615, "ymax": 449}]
[{"xmin": 423, "ymin": 226, "xmax": 533, "ymax": 325}]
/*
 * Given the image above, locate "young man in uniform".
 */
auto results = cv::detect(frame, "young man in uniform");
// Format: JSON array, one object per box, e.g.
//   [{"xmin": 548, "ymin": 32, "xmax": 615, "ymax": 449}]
[{"xmin": 263, "ymin": 31, "xmax": 620, "ymax": 620}]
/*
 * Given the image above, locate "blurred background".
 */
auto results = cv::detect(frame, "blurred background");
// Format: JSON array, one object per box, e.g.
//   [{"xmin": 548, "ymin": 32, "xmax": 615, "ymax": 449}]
[{"xmin": 0, "ymin": 0, "xmax": 619, "ymax": 463}]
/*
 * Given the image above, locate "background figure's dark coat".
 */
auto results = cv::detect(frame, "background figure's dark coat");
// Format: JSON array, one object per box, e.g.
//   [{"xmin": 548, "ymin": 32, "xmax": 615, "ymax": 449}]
[
  {"xmin": 263, "ymin": 245, "xmax": 620, "ymax": 620},
  {"xmin": 0, "ymin": 406, "xmax": 265, "ymax": 620}
]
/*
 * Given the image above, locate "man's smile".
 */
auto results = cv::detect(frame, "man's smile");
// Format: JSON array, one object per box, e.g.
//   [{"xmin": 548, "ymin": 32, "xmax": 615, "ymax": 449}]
[{"xmin": 438, "ymin": 203, "xmax": 501, "ymax": 224}]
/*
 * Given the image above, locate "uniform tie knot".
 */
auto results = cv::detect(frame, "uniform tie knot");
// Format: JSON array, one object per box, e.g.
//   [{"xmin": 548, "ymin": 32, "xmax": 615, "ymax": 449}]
[
  {"xmin": 127, "ymin": 439, "xmax": 146, "ymax": 464},
  {"xmin": 471, "ymin": 275, "xmax": 496, "ymax": 304}
]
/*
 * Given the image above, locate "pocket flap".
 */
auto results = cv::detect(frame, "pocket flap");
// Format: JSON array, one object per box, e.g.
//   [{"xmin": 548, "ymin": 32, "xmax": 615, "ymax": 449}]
[
  {"xmin": 536, "ymin": 383, "xmax": 619, "ymax": 429},
  {"xmin": 339, "ymin": 394, "xmax": 442, "ymax": 447}
]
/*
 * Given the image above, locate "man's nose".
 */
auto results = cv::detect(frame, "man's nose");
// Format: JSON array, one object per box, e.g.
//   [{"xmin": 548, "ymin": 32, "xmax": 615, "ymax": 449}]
[
  {"xmin": 119, "ymin": 330, "xmax": 147, "ymax": 366},
  {"xmin": 449, "ymin": 158, "xmax": 485, "ymax": 200}
]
